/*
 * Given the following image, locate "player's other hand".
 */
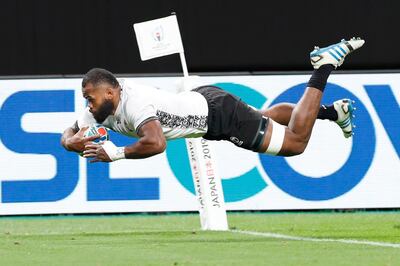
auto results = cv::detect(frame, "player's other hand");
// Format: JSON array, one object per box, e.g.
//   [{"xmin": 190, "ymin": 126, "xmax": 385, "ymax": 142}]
[
  {"xmin": 83, "ymin": 143, "xmax": 112, "ymax": 163},
  {"xmin": 66, "ymin": 126, "xmax": 100, "ymax": 153}
]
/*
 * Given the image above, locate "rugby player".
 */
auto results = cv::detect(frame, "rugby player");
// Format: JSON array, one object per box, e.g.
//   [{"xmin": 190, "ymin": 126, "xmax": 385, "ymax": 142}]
[{"xmin": 61, "ymin": 38, "xmax": 364, "ymax": 162}]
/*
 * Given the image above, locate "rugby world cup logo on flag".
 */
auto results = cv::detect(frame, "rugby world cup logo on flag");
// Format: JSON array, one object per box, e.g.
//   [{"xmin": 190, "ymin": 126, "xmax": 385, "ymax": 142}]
[
  {"xmin": 150, "ymin": 25, "xmax": 170, "ymax": 51},
  {"xmin": 134, "ymin": 15, "xmax": 184, "ymax": 61},
  {"xmin": 152, "ymin": 26, "xmax": 164, "ymax": 42}
]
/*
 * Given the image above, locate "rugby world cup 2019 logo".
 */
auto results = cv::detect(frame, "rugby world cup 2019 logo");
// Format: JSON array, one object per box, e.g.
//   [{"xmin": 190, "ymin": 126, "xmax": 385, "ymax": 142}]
[
  {"xmin": 152, "ymin": 25, "xmax": 164, "ymax": 42},
  {"xmin": 151, "ymin": 25, "xmax": 170, "ymax": 51}
]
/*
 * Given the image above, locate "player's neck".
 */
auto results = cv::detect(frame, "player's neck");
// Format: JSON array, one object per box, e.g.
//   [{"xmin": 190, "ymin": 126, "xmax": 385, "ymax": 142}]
[{"xmin": 111, "ymin": 86, "xmax": 122, "ymax": 115}]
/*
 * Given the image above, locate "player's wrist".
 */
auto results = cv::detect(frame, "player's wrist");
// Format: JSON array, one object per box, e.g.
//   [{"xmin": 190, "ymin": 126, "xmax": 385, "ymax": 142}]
[{"xmin": 101, "ymin": 141, "xmax": 126, "ymax": 161}]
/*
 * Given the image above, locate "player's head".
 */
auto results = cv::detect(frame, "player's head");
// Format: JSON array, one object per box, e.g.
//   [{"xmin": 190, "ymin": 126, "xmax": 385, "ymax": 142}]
[{"xmin": 82, "ymin": 68, "xmax": 120, "ymax": 123}]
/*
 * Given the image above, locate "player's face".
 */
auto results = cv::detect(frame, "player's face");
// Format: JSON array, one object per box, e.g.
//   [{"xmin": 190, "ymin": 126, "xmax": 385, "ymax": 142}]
[{"xmin": 82, "ymin": 83, "xmax": 115, "ymax": 123}]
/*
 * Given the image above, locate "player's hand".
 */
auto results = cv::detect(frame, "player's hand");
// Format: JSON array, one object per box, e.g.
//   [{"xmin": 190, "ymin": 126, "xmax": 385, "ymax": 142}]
[
  {"xmin": 66, "ymin": 126, "xmax": 100, "ymax": 153},
  {"xmin": 83, "ymin": 143, "xmax": 112, "ymax": 163}
]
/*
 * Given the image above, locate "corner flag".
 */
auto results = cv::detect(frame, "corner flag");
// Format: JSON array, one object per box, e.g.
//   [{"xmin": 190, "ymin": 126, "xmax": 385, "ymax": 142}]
[
  {"xmin": 133, "ymin": 14, "xmax": 228, "ymax": 231},
  {"xmin": 134, "ymin": 15, "xmax": 184, "ymax": 61}
]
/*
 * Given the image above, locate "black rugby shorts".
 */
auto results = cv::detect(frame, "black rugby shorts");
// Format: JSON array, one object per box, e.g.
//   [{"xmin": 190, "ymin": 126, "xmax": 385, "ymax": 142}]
[{"xmin": 192, "ymin": 86, "xmax": 267, "ymax": 151}]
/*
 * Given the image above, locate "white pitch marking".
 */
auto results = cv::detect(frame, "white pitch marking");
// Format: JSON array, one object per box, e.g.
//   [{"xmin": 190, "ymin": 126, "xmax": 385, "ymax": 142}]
[{"xmin": 231, "ymin": 230, "xmax": 400, "ymax": 249}]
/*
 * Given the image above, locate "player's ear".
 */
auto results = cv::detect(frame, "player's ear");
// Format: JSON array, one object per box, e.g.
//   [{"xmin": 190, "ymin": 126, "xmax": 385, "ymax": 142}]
[{"xmin": 105, "ymin": 87, "xmax": 114, "ymax": 99}]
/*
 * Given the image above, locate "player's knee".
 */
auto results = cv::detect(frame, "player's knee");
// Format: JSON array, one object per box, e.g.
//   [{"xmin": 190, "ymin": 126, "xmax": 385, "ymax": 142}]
[
  {"xmin": 288, "ymin": 134, "xmax": 309, "ymax": 156},
  {"xmin": 261, "ymin": 119, "xmax": 309, "ymax": 156},
  {"xmin": 291, "ymin": 139, "xmax": 308, "ymax": 155},
  {"xmin": 278, "ymin": 130, "xmax": 309, "ymax": 156}
]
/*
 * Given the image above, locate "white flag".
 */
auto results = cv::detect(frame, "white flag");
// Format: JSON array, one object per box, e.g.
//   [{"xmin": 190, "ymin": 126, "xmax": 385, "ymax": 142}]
[{"xmin": 134, "ymin": 15, "xmax": 184, "ymax": 61}]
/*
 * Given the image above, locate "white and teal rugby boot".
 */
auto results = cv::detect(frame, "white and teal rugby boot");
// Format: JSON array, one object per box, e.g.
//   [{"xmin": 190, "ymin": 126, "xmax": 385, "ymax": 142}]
[
  {"xmin": 310, "ymin": 37, "xmax": 365, "ymax": 69},
  {"xmin": 334, "ymin": 98, "xmax": 356, "ymax": 138}
]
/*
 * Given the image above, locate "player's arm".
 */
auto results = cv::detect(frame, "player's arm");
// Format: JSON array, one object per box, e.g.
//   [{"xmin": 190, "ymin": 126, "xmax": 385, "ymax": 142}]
[
  {"xmin": 125, "ymin": 119, "xmax": 166, "ymax": 159},
  {"xmin": 61, "ymin": 121, "xmax": 99, "ymax": 153},
  {"xmin": 83, "ymin": 119, "xmax": 166, "ymax": 162}
]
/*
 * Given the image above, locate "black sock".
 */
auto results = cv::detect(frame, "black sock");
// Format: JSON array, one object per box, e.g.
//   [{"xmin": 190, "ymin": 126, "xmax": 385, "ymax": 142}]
[
  {"xmin": 318, "ymin": 104, "xmax": 338, "ymax": 121},
  {"xmin": 307, "ymin": 64, "xmax": 335, "ymax": 92}
]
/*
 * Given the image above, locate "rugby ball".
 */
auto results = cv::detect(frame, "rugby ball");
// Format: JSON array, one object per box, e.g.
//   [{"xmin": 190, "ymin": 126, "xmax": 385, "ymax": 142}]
[{"xmin": 84, "ymin": 124, "xmax": 109, "ymax": 144}]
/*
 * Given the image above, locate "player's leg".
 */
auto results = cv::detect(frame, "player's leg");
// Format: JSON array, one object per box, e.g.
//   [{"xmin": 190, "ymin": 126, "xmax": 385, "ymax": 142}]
[
  {"xmin": 257, "ymin": 38, "xmax": 364, "ymax": 156},
  {"xmin": 261, "ymin": 99, "xmax": 356, "ymax": 138},
  {"xmin": 259, "ymin": 85, "xmax": 326, "ymax": 156},
  {"xmin": 261, "ymin": 103, "xmax": 336, "ymax": 125},
  {"xmin": 260, "ymin": 103, "xmax": 294, "ymax": 125},
  {"xmin": 281, "ymin": 86, "xmax": 325, "ymax": 155}
]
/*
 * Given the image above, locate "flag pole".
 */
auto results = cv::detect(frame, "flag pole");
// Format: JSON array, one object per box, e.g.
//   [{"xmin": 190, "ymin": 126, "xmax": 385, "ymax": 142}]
[
  {"xmin": 172, "ymin": 12, "xmax": 189, "ymax": 78},
  {"xmin": 173, "ymin": 13, "xmax": 228, "ymax": 231},
  {"xmin": 179, "ymin": 52, "xmax": 189, "ymax": 77}
]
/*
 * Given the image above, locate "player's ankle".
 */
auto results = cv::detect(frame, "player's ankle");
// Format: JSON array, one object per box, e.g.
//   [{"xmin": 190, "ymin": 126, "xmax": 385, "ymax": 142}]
[
  {"xmin": 317, "ymin": 104, "xmax": 338, "ymax": 121},
  {"xmin": 307, "ymin": 64, "xmax": 335, "ymax": 92}
]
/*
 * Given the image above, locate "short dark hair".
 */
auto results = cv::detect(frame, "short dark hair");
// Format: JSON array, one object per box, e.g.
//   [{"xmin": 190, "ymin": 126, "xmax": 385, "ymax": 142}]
[{"xmin": 82, "ymin": 68, "xmax": 119, "ymax": 88}]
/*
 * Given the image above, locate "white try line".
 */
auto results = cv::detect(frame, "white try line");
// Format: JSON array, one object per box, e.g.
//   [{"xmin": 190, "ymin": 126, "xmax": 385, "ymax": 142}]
[{"xmin": 231, "ymin": 230, "xmax": 400, "ymax": 249}]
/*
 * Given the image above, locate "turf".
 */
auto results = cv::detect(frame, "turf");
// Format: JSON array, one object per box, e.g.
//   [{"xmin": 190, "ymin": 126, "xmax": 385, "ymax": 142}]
[{"xmin": 0, "ymin": 212, "xmax": 399, "ymax": 266}]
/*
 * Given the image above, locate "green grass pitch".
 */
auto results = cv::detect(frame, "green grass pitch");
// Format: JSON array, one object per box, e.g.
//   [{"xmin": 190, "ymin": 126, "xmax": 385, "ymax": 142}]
[{"xmin": 0, "ymin": 211, "xmax": 400, "ymax": 265}]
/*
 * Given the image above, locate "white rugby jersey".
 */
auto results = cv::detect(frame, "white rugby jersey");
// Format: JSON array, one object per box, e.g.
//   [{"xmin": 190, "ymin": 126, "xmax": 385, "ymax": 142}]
[{"xmin": 78, "ymin": 82, "xmax": 209, "ymax": 139}]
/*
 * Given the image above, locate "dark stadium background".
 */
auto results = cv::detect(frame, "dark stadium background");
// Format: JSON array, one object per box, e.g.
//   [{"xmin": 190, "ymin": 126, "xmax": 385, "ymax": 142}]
[{"xmin": 0, "ymin": 0, "xmax": 399, "ymax": 76}]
